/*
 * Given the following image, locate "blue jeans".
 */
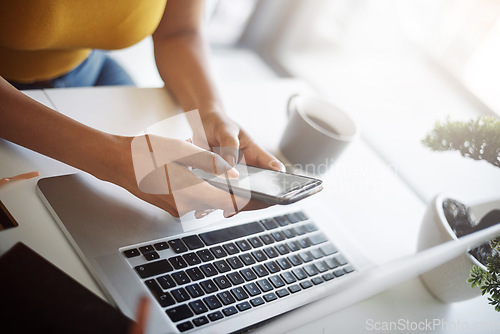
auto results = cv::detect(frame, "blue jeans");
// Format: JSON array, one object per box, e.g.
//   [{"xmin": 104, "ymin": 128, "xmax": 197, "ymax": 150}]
[{"xmin": 9, "ymin": 50, "xmax": 135, "ymax": 90}]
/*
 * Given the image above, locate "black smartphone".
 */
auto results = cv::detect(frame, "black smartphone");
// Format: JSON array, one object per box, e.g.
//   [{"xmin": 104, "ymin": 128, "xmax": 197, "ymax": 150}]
[{"xmin": 193, "ymin": 165, "xmax": 323, "ymax": 205}]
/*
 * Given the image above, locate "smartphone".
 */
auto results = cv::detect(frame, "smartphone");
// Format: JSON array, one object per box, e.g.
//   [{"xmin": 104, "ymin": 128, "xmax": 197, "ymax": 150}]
[{"xmin": 193, "ymin": 165, "xmax": 323, "ymax": 205}]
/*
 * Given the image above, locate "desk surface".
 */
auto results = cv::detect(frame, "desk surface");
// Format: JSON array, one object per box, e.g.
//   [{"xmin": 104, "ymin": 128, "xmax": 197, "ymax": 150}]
[{"xmin": 1, "ymin": 80, "xmax": 499, "ymax": 333}]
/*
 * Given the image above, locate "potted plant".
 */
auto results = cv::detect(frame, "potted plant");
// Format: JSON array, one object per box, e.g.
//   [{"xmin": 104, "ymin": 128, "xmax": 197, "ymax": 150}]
[{"xmin": 418, "ymin": 116, "xmax": 500, "ymax": 307}]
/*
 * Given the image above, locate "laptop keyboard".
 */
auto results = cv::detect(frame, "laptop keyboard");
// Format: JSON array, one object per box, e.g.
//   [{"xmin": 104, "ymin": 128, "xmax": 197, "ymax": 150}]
[{"xmin": 122, "ymin": 211, "xmax": 354, "ymax": 333}]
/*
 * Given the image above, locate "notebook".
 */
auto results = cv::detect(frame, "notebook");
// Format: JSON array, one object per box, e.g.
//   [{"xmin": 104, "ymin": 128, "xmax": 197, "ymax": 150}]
[{"xmin": 36, "ymin": 173, "xmax": 500, "ymax": 334}]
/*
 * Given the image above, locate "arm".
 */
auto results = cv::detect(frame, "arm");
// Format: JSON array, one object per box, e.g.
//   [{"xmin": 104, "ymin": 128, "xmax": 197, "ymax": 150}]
[{"xmin": 152, "ymin": 0, "xmax": 285, "ymax": 171}]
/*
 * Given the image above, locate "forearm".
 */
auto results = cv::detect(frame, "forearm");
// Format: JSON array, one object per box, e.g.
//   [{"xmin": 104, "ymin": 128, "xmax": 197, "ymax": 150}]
[
  {"xmin": 0, "ymin": 76, "xmax": 124, "ymax": 182},
  {"xmin": 153, "ymin": 31, "xmax": 224, "ymax": 115}
]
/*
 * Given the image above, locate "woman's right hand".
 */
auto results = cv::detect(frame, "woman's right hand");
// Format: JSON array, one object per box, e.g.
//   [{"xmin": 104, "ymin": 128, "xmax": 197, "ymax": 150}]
[{"xmin": 105, "ymin": 134, "xmax": 263, "ymax": 218}]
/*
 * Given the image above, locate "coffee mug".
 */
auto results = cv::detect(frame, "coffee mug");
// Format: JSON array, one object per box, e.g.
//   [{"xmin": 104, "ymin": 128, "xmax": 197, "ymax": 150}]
[{"xmin": 278, "ymin": 94, "xmax": 358, "ymax": 175}]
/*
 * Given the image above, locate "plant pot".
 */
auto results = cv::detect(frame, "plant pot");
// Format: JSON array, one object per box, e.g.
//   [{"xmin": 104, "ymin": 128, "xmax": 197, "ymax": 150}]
[{"xmin": 418, "ymin": 193, "xmax": 500, "ymax": 303}]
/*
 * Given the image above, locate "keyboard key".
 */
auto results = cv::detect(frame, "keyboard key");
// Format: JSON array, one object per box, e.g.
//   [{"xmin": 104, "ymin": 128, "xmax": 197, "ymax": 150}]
[
  {"xmin": 276, "ymin": 244, "xmax": 290, "ymax": 255},
  {"xmin": 320, "ymin": 243, "xmax": 338, "ymax": 256},
  {"xmin": 231, "ymin": 286, "xmax": 249, "ymax": 301},
  {"xmin": 207, "ymin": 311, "xmax": 224, "ymax": 322},
  {"xmin": 157, "ymin": 274, "xmax": 176, "ymax": 290},
  {"xmin": 264, "ymin": 261, "xmax": 280, "ymax": 273},
  {"xmin": 260, "ymin": 234, "xmax": 274, "ymax": 245},
  {"xmin": 186, "ymin": 283, "xmax": 205, "ymax": 298},
  {"xmin": 169, "ymin": 256, "xmax": 188, "ymax": 270},
  {"xmin": 171, "ymin": 271, "xmax": 191, "ymax": 285},
  {"xmin": 309, "ymin": 233, "xmax": 328, "ymax": 245},
  {"xmin": 139, "ymin": 245, "xmax": 155, "ymax": 254},
  {"xmin": 253, "ymin": 264, "xmax": 269, "ymax": 277},
  {"xmin": 236, "ymin": 239, "xmax": 252, "ymax": 251},
  {"xmin": 171, "ymin": 287, "xmax": 190, "ymax": 302},
  {"xmin": 189, "ymin": 300, "xmax": 208, "ymax": 314},
  {"xmin": 200, "ymin": 279, "xmax": 218, "ymax": 294},
  {"xmin": 227, "ymin": 271, "xmax": 245, "ymax": 285},
  {"xmin": 275, "ymin": 215, "xmax": 291, "ymax": 226},
  {"xmin": 292, "ymin": 268, "xmax": 308, "ymax": 280},
  {"xmin": 304, "ymin": 264, "xmax": 319, "ymax": 276},
  {"xmin": 299, "ymin": 251, "xmax": 313, "ymax": 263},
  {"xmin": 153, "ymin": 241, "xmax": 169, "ymax": 251},
  {"xmin": 283, "ymin": 228, "xmax": 297, "ymax": 239},
  {"xmin": 145, "ymin": 279, "xmax": 175, "ymax": 307},
  {"xmin": 269, "ymin": 275, "xmax": 285, "ymax": 288},
  {"xmin": 257, "ymin": 278, "xmax": 273, "ymax": 292},
  {"xmin": 271, "ymin": 231, "xmax": 286, "ymax": 242},
  {"xmin": 263, "ymin": 292, "xmax": 278, "ymax": 302},
  {"xmin": 285, "ymin": 213, "xmax": 300, "ymax": 223},
  {"xmin": 210, "ymin": 246, "xmax": 227, "ymax": 258},
  {"xmin": 240, "ymin": 268, "xmax": 257, "ymax": 281},
  {"xmin": 288, "ymin": 254, "xmax": 303, "ymax": 266},
  {"xmin": 288, "ymin": 284, "xmax": 301, "ymax": 293},
  {"xmin": 197, "ymin": 249, "xmax": 215, "ymax": 262},
  {"xmin": 135, "ymin": 260, "xmax": 173, "ymax": 278},
  {"xmin": 182, "ymin": 235, "xmax": 205, "ymax": 250},
  {"xmin": 237, "ymin": 301, "xmax": 252, "ymax": 311},
  {"xmin": 298, "ymin": 238, "xmax": 311, "ymax": 248},
  {"xmin": 218, "ymin": 291, "xmax": 236, "ymax": 305},
  {"xmin": 227, "ymin": 256, "xmax": 244, "ymax": 269},
  {"xmin": 214, "ymin": 276, "xmax": 232, "ymax": 289},
  {"xmin": 252, "ymin": 249, "xmax": 268, "ymax": 262},
  {"xmin": 295, "ymin": 211, "xmax": 309, "ymax": 221},
  {"xmin": 143, "ymin": 252, "xmax": 160, "ymax": 261},
  {"xmin": 325, "ymin": 257, "xmax": 339, "ymax": 269},
  {"xmin": 222, "ymin": 306, "xmax": 238, "ymax": 316},
  {"xmin": 276, "ymin": 258, "xmax": 292, "ymax": 270},
  {"xmin": 244, "ymin": 282, "xmax": 261, "ymax": 296},
  {"xmin": 281, "ymin": 271, "xmax": 297, "ymax": 284},
  {"xmin": 287, "ymin": 241, "xmax": 301, "ymax": 252},
  {"xmin": 322, "ymin": 273, "xmax": 335, "ymax": 281},
  {"xmin": 276, "ymin": 288, "xmax": 290, "ymax": 298},
  {"xmin": 185, "ymin": 267, "xmax": 205, "ymax": 281},
  {"xmin": 177, "ymin": 321, "xmax": 194, "ymax": 332},
  {"xmin": 239, "ymin": 253, "xmax": 256, "ymax": 265},
  {"xmin": 212, "ymin": 260, "xmax": 230, "ymax": 273},
  {"xmin": 310, "ymin": 248, "xmax": 324, "ymax": 260},
  {"xmin": 312, "ymin": 276, "xmax": 324, "ymax": 285},
  {"xmin": 166, "ymin": 304, "xmax": 194, "ymax": 323},
  {"xmin": 192, "ymin": 316, "xmax": 209, "ymax": 327},
  {"xmin": 183, "ymin": 253, "xmax": 202, "ymax": 266},
  {"xmin": 264, "ymin": 247, "xmax": 279, "ymax": 258},
  {"xmin": 295, "ymin": 225, "xmax": 307, "ymax": 235},
  {"xmin": 300, "ymin": 280, "xmax": 313, "ymax": 289},
  {"xmin": 344, "ymin": 264, "xmax": 355, "ymax": 273},
  {"xmin": 260, "ymin": 218, "xmax": 279, "ymax": 230},
  {"xmin": 168, "ymin": 239, "xmax": 188, "ymax": 254},
  {"xmin": 315, "ymin": 260, "xmax": 329, "ymax": 273},
  {"xmin": 199, "ymin": 222, "xmax": 265, "ymax": 246},
  {"xmin": 333, "ymin": 269, "xmax": 345, "ymax": 277},
  {"xmin": 203, "ymin": 295, "xmax": 223, "ymax": 310},
  {"xmin": 200, "ymin": 263, "xmax": 218, "ymax": 277},
  {"xmin": 304, "ymin": 223, "xmax": 318, "ymax": 232},
  {"xmin": 336, "ymin": 255, "xmax": 348, "ymax": 266},
  {"xmin": 250, "ymin": 296, "xmax": 265, "ymax": 306},
  {"xmin": 223, "ymin": 242, "xmax": 240, "ymax": 255},
  {"xmin": 123, "ymin": 248, "xmax": 140, "ymax": 258},
  {"xmin": 248, "ymin": 236, "xmax": 263, "ymax": 248}
]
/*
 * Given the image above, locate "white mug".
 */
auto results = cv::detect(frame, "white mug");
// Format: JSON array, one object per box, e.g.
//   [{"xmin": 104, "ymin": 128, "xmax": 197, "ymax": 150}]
[{"xmin": 278, "ymin": 94, "xmax": 358, "ymax": 175}]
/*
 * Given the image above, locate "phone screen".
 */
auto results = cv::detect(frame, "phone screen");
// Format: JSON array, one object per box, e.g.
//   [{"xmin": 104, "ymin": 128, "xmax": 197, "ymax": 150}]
[{"xmin": 193, "ymin": 165, "xmax": 318, "ymax": 197}]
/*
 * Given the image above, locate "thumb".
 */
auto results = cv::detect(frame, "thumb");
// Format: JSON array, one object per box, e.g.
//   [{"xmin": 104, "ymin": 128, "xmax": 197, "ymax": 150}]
[{"xmin": 216, "ymin": 128, "xmax": 240, "ymax": 167}]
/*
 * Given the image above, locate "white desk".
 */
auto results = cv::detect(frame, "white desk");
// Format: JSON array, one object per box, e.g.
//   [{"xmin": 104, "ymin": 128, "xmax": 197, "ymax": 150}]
[{"xmin": 1, "ymin": 81, "xmax": 499, "ymax": 333}]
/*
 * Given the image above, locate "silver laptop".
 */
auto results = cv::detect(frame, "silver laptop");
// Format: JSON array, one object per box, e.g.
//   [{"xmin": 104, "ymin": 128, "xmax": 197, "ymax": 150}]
[{"xmin": 36, "ymin": 173, "xmax": 500, "ymax": 334}]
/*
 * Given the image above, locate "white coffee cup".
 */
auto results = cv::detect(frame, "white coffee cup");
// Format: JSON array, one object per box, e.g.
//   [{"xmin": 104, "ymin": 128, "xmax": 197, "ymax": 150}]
[{"xmin": 278, "ymin": 94, "xmax": 358, "ymax": 175}]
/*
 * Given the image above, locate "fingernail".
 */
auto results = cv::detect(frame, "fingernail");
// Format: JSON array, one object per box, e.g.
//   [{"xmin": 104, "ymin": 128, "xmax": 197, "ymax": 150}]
[
  {"xmin": 227, "ymin": 167, "xmax": 239, "ymax": 178},
  {"xmin": 199, "ymin": 212, "xmax": 208, "ymax": 218}
]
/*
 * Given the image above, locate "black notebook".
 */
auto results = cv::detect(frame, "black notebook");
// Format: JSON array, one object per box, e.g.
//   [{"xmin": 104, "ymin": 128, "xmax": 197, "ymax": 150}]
[{"xmin": 0, "ymin": 242, "xmax": 133, "ymax": 334}]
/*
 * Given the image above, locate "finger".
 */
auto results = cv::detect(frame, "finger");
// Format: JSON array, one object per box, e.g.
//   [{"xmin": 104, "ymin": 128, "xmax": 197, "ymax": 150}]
[
  {"xmin": 215, "ymin": 125, "xmax": 240, "ymax": 167},
  {"xmin": 238, "ymin": 131, "xmax": 285, "ymax": 171},
  {"xmin": 128, "ymin": 295, "xmax": 150, "ymax": 334},
  {"xmin": 194, "ymin": 209, "xmax": 216, "ymax": 219}
]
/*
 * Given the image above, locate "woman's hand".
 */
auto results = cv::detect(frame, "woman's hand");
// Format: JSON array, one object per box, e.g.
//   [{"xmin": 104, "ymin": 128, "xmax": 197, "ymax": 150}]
[
  {"xmin": 197, "ymin": 110, "xmax": 286, "ymax": 172},
  {"xmin": 106, "ymin": 134, "xmax": 259, "ymax": 218}
]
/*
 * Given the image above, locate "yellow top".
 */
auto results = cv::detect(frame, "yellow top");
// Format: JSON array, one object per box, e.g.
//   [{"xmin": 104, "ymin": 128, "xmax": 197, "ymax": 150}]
[{"xmin": 0, "ymin": 0, "xmax": 167, "ymax": 82}]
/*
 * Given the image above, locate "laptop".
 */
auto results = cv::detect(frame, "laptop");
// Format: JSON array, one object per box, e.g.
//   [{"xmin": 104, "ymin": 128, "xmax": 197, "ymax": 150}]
[{"xmin": 36, "ymin": 173, "xmax": 500, "ymax": 334}]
